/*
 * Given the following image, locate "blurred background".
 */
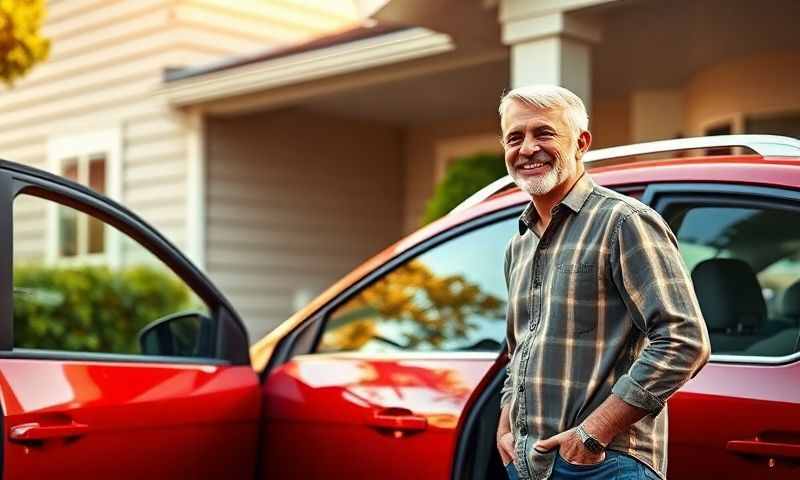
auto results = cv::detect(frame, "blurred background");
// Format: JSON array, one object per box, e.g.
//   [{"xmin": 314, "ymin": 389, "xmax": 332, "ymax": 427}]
[{"xmin": 2, "ymin": 0, "xmax": 799, "ymax": 343}]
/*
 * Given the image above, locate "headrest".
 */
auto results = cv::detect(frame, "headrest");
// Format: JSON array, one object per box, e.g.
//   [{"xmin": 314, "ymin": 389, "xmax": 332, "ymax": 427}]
[
  {"xmin": 691, "ymin": 258, "xmax": 766, "ymax": 332},
  {"xmin": 783, "ymin": 280, "xmax": 800, "ymax": 319}
]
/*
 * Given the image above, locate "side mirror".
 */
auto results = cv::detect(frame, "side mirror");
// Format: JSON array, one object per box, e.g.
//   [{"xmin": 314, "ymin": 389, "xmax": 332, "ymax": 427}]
[{"xmin": 138, "ymin": 311, "xmax": 216, "ymax": 358}]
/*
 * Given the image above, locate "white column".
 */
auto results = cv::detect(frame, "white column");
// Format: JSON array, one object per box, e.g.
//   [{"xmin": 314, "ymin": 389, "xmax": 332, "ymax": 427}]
[
  {"xmin": 499, "ymin": 3, "xmax": 602, "ymax": 110},
  {"xmin": 185, "ymin": 107, "xmax": 206, "ymax": 271}
]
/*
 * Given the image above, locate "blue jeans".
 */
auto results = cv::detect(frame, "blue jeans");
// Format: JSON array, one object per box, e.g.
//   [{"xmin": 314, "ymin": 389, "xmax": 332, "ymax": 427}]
[{"xmin": 506, "ymin": 450, "xmax": 661, "ymax": 480}]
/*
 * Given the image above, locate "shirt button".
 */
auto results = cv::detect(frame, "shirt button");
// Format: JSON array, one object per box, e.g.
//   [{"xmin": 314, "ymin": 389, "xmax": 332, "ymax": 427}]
[
  {"xmin": 520, "ymin": 426, "xmax": 528, "ymax": 436},
  {"xmin": 518, "ymin": 384, "xmax": 524, "ymax": 392}
]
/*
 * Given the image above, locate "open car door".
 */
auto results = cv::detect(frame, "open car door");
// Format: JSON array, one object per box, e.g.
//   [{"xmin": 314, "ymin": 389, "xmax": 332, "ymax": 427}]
[{"xmin": 0, "ymin": 162, "xmax": 261, "ymax": 479}]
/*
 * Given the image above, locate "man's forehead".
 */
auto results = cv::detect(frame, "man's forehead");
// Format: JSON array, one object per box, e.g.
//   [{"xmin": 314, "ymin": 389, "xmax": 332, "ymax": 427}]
[{"xmin": 502, "ymin": 102, "xmax": 567, "ymax": 133}]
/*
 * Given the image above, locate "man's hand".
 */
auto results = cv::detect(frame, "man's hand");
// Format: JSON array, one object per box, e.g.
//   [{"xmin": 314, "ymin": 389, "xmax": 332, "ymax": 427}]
[
  {"xmin": 534, "ymin": 428, "xmax": 605, "ymax": 466},
  {"xmin": 497, "ymin": 404, "xmax": 515, "ymax": 465}
]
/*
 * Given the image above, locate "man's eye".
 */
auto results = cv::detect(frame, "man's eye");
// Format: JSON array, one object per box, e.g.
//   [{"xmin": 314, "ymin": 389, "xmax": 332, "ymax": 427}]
[
  {"xmin": 539, "ymin": 131, "xmax": 554, "ymax": 138},
  {"xmin": 506, "ymin": 136, "xmax": 521, "ymax": 145}
]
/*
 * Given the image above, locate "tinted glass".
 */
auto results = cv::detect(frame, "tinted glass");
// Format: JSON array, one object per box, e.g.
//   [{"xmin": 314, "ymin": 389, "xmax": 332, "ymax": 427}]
[
  {"xmin": 318, "ymin": 217, "xmax": 518, "ymax": 353},
  {"xmin": 667, "ymin": 205, "xmax": 800, "ymax": 357},
  {"xmin": 13, "ymin": 193, "xmax": 209, "ymax": 356}
]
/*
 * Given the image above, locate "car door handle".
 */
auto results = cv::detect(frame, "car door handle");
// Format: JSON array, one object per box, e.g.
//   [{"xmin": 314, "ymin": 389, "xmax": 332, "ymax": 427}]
[
  {"xmin": 726, "ymin": 440, "xmax": 800, "ymax": 459},
  {"xmin": 9, "ymin": 421, "xmax": 89, "ymax": 443},
  {"xmin": 366, "ymin": 408, "xmax": 428, "ymax": 432}
]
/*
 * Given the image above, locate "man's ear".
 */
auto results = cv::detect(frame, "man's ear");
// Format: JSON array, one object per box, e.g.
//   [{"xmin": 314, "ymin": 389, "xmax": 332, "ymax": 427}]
[{"xmin": 577, "ymin": 131, "xmax": 592, "ymax": 157}]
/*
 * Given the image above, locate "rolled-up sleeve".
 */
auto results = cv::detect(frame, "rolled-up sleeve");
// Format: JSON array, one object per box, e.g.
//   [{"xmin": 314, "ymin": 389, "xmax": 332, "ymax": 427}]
[
  {"xmin": 609, "ymin": 208, "xmax": 711, "ymax": 416},
  {"xmin": 500, "ymin": 239, "xmax": 516, "ymax": 408}
]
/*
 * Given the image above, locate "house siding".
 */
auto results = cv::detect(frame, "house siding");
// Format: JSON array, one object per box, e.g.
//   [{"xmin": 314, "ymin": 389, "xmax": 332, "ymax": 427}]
[
  {"xmin": 3, "ymin": 0, "xmax": 357, "ymax": 266},
  {"xmin": 206, "ymin": 109, "xmax": 404, "ymax": 339}
]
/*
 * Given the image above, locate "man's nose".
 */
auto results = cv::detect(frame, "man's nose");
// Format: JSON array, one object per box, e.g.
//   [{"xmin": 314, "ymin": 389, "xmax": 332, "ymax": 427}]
[{"xmin": 519, "ymin": 137, "xmax": 540, "ymax": 156}]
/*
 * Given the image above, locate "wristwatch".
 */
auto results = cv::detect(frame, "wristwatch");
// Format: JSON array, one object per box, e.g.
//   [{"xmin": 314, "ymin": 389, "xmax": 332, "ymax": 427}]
[{"xmin": 576, "ymin": 425, "xmax": 606, "ymax": 454}]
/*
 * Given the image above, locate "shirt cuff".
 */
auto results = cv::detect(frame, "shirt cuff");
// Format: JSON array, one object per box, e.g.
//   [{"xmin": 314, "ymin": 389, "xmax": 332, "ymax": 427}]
[{"xmin": 611, "ymin": 374, "xmax": 665, "ymax": 416}]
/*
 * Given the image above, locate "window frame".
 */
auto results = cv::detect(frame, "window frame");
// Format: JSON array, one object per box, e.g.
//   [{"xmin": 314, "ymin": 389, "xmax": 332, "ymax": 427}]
[
  {"xmin": 1, "ymin": 161, "xmax": 250, "ymax": 365},
  {"xmin": 267, "ymin": 207, "xmax": 523, "ymax": 366},
  {"xmin": 46, "ymin": 129, "xmax": 123, "ymax": 266},
  {"xmin": 641, "ymin": 181, "xmax": 800, "ymax": 366}
]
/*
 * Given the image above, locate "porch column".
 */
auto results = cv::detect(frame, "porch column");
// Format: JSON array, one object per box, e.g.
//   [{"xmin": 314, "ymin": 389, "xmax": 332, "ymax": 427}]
[{"xmin": 499, "ymin": 1, "xmax": 603, "ymax": 110}]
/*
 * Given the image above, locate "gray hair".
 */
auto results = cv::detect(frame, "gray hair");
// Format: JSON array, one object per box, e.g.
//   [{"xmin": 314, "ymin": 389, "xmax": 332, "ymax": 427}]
[{"xmin": 499, "ymin": 85, "xmax": 589, "ymax": 135}]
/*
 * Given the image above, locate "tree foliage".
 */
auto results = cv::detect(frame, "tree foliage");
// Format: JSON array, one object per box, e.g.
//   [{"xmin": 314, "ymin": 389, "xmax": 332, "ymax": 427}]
[
  {"xmin": 421, "ymin": 152, "xmax": 507, "ymax": 225},
  {"xmin": 14, "ymin": 265, "xmax": 194, "ymax": 353},
  {"xmin": 320, "ymin": 259, "xmax": 504, "ymax": 352},
  {"xmin": 0, "ymin": 0, "xmax": 50, "ymax": 86}
]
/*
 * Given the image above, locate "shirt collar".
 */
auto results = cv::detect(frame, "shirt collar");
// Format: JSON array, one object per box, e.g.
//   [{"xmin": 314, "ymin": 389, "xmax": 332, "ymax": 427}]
[{"xmin": 518, "ymin": 173, "xmax": 595, "ymax": 235}]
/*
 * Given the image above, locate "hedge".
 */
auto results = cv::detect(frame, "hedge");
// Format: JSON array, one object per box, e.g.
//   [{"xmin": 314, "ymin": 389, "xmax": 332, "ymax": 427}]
[{"xmin": 13, "ymin": 264, "xmax": 195, "ymax": 354}]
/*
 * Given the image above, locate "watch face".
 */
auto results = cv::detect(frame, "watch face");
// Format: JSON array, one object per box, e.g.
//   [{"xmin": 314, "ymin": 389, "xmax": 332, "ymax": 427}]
[{"xmin": 585, "ymin": 438, "xmax": 604, "ymax": 454}]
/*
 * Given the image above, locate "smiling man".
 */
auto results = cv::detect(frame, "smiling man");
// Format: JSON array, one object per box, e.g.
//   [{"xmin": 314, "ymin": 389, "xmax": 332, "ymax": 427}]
[{"xmin": 495, "ymin": 85, "xmax": 711, "ymax": 480}]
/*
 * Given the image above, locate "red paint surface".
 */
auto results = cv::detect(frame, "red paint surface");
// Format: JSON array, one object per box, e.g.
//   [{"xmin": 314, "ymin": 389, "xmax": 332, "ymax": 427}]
[
  {"xmin": 258, "ymin": 353, "xmax": 495, "ymax": 479},
  {"xmin": 0, "ymin": 360, "xmax": 261, "ymax": 479}
]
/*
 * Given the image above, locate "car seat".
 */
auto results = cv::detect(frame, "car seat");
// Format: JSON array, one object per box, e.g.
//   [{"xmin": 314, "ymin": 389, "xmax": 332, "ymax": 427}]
[{"xmin": 691, "ymin": 258, "xmax": 767, "ymax": 354}]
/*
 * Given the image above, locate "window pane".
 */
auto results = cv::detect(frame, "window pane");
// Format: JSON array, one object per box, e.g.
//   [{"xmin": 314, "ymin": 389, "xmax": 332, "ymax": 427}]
[
  {"xmin": 318, "ymin": 218, "xmax": 518, "ymax": 354},
  {"xmin": 88, "ymin": 156, "xmax": 106, "ymax": 194},
  {"xmin": 58, "ymin": 206, "xmax": 78, "ymax": 257},
  {"xmin": 87, "ymin": 157, "xmax": 107, "ymax": 254},
  {"xmin": 667, "ymin": 205, "xmax": 800, "ymax": 357},
  {"xmin": 13, "ymin": 194, "xmax": 210, "ymax": 357},
  {"xmin": 61, "ymin": 158, "xmax": 78, "ymax": 181}
]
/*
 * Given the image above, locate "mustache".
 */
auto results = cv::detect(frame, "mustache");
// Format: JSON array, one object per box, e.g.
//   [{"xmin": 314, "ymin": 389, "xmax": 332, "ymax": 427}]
[{"xmin": 515, "ymin": 150, "xmax": 553, "ymax": 168}]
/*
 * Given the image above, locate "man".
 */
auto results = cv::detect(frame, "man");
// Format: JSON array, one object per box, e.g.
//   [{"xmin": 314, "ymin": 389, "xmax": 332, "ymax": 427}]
[{"xmin": 495, "ymin": 85, "xmax": 711, "ymax": 480}]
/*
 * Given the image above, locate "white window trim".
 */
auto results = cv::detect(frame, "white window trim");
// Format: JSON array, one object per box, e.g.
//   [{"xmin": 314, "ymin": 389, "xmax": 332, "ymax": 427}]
[{"xmin": 46, "ymin": 128, "xmax": 123, "ymax": 267}]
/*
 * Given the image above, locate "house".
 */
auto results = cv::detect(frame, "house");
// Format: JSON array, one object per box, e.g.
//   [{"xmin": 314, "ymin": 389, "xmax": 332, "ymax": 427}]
[{"xmin": 3, "ymin": 0, "xmax": 799, "ymax": 340}]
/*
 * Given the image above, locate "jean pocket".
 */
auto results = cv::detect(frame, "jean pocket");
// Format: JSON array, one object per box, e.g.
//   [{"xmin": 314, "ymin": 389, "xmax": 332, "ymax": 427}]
[{"xmin": 555, "ymin": 450, "xmax": 608, "ymax": 471}]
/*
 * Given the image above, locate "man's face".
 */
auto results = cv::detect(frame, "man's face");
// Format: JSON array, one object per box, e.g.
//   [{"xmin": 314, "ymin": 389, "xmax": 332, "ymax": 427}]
[{"xmin": 501, "ymin": 101, "xmax": 584, "ymax": 197}]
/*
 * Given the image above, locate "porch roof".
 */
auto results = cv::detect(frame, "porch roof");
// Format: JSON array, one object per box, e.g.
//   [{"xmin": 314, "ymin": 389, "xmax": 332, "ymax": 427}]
[{"xmin": 156, "ymin": 22, "xmax": 456, "ymax": 112}]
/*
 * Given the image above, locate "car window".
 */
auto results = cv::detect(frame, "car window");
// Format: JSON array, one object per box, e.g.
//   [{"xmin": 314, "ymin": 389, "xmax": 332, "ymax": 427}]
[
  {"xmin": 13, "ymin": 193, "xmax": 210, "ymax": 357},
  {"xmin": 317, "ymin": 217, "xmax": 519, "ymax": 354},
  {"xmin": 665, "ymin": 205, "xmax": 800, "ymax": 357}
]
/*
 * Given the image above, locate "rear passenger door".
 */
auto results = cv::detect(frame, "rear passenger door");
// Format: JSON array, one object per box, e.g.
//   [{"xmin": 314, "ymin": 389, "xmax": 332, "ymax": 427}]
[
  {"xmin": 258, "ymin": 212, "xmax": 519, "ymax": 480},
  {"xmin": 644, "ymin": 183, "xmax": 800, "ymax": 479}
]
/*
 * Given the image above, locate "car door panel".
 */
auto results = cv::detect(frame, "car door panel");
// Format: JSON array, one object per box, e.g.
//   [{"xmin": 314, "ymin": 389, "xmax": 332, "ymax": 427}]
[
  {"xmin": 260, "ymin": 353, "xmax": 495, "ymax": 479},
  {"xmin": 669, "ymin": 361, "xmax": 800, "ymax": 478},
  {"xmin": 0, "ymin": 359, "xmax": 260, "ymax": 479}
]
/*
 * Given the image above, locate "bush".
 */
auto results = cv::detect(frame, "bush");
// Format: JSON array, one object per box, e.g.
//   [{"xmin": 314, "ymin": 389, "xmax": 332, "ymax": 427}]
[
  {"xmin": 421, "ymin": 152, "xmax": 507, "ymax": 225},
  {"xmin": 13, "ymin": 264, "xmax": 194, "ymax": 354}
]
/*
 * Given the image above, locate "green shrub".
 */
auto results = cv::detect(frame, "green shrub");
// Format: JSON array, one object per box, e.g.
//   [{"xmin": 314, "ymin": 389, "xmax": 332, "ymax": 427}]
[
  {"xmin": 13, "ymin": 264, "xmax": 194, "ymax": 354},
  {"xmin": 422, "ymin": 152, "xmax": 507, "ymax": 225}
]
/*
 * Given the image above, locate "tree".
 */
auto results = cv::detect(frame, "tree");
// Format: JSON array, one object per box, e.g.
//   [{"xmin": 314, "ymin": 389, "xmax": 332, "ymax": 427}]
[
  {"xmin": 0, "ymin": 0, "xmax": 50, "ymax": 86},
  {"xmin": 421, "ymin": 152, "xmax": 507, "ymax": 225}
]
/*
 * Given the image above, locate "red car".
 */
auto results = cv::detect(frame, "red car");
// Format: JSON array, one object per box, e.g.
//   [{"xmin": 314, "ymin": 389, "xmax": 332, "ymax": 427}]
[{"xmin": 2, "ymin": 135, "xmax": 799, "ymax": 479}]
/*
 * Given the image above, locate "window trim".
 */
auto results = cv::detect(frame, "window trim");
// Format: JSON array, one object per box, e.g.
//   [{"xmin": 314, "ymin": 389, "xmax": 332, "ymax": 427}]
[
  {"xmin": 3, "ymin": 162, "xmax": 250, "ymax": 365},
  {"xmin": 642, "ymin": 181, "xmax": 800, "ymax": 366},
  {"xmin": 46, "ymin": 128, "xmax": 123, "ymax": 266}
]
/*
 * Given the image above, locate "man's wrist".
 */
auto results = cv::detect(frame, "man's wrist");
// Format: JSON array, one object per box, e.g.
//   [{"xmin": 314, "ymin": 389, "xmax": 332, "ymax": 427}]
[
  {"xmin": 575, "ymin": 424, "xmax": 606, "ymax": 454},
  {"xmin": 580, "ymin": 417, "xmax": 613, "ymax": 446}
]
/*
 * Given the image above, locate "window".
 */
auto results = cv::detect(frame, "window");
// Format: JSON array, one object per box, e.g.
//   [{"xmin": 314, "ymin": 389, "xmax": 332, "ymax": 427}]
[
  {"xmin": 665, "ymin": 204, "xmax": 800, "ymax": 357},
  {"xmin": 58, "ymin": 155, "xmax": 108, "ymax": 257},
  {"xmin": 47, "ymin": 129, "xmax": 121, "ymax": 262},
  {"xmin": 13, "ymin": 193, "xmax": 209, "ymax": 357},
  {"xmin": 317, "ymin": 217, "xmax": 518, "ymax": 354}
]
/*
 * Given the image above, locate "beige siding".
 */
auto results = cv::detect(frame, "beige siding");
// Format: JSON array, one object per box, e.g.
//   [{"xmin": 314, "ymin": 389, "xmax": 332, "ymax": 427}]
[
  {"xmin": 3, "ymin": 0, "xmax": 358, "ymax": 268},
  {"xmin": 206, "ymin": 109, "xmax": 403, "ymax": 339}
]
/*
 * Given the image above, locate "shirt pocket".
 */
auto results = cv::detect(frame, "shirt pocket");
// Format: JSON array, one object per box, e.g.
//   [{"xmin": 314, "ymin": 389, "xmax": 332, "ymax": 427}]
[{"xmin": 554, "ymin": 263, "xmax": 599, "ymax": 335}]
